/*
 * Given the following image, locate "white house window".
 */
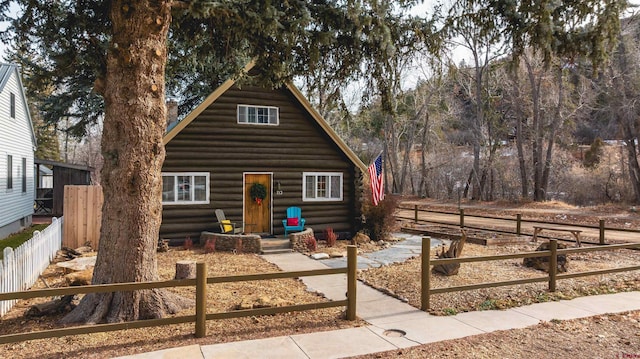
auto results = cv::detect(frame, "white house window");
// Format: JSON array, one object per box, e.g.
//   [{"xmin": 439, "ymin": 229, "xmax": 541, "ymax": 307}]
[
  {"xmin": 7, "ymin": 155, "xmax": 12, "ymax": 189},
  {"xmin": 22, "ymin": 157, "xmax": 27, "ymax": 192},
  {"xmin": 10, "ymin": 92, "xmax": 15, "ymax": 118},
  {"xmin": 162, "ymin": 172, "xmax": 209, "ymax": 204},
  {"xmin": 303, "ymin": 172, "xmax": 343, "ymax": 201},
  {"xmin": 237, "ymin": 105, "xmax": 278, "ymax": 125}
]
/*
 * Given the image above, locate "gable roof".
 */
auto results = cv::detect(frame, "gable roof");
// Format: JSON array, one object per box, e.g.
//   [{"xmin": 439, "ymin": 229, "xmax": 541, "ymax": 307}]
[
  {"xmin": 163, "ymin": 63, "xmax": 367, "ymax": 172},
  {"xmin": 0, "ymin": 62, "xmax": 37, "ymax": 148}
]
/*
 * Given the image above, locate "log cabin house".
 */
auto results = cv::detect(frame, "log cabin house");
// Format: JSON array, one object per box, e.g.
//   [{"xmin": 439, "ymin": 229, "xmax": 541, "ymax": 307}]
[{"xmin": 160, "ymin": 66, "xmax": 367, "ymax": 241}]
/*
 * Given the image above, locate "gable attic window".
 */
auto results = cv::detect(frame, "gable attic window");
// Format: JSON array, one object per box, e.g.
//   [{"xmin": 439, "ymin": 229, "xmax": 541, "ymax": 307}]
[
  {"xmin": 161, "ymin": 172, "xmax": 209, "ymax": 205},
  {"xmin": 303, "ymin": 172, "xmax": 343, "ymax": 201},
  {"xmin": 237, "ymin": 104, "xmax": 278, "ymax": 125},
  {"xmin": 10, "ymin": 92, "xmax": 15, "ymax": 118}
]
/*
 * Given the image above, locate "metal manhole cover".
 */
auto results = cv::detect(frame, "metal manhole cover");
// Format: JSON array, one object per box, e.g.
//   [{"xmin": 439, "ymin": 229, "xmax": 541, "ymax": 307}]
[{"xmin": 383, "ymin": 329, "xmax": 406, "ymax": 337}]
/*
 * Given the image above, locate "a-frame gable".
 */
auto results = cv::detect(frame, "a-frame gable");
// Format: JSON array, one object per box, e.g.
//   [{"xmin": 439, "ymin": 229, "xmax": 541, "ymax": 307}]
[
  {"xmin": 163, "ymin": 63, "xmax": 366, "ymax": 173},
  {"xmin": 0, "ymin": 63, "xmax": 37, "ymax": 149}
]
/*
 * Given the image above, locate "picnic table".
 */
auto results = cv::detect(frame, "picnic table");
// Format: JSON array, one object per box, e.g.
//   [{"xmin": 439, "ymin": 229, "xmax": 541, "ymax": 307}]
[{"xmin": 532, "ymin": 225, "xmax": 582, "ymax": 247}]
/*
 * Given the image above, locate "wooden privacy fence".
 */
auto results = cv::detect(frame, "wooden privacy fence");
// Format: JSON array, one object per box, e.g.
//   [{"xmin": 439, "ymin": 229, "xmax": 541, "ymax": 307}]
[
  {"xmin": 420, "ymin": 237, "xmax": 640, "ymax": 310},
  {"xmin": 1, "ymin": 218, "xmax": 63, "ymax": 317},
  {"xmin": 0, "ymin": 246, "xmax": 358, "ymax": 344},
  {"xmin": 63, "ymin": 185, "xmax": 103, "ymax": 249}
]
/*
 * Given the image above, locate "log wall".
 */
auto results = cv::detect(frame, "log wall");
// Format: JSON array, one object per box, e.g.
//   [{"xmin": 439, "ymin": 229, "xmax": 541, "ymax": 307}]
[{"xmin": 161, "ymin": 85, "xmax": 362, "ymax": 240}]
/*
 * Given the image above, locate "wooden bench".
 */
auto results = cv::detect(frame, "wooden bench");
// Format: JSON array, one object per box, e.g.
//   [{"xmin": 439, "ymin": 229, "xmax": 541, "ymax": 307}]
[{"xmin": 532, "ymin": 226, "xmax": 582, "ymax": 247}]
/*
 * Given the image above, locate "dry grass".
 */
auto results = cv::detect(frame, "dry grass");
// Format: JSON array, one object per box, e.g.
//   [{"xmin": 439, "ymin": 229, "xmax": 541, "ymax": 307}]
[
  {"xmin": 0, "ymin": 249, "xmax": 366, "ymax": 359},
  {"xmin": 2, "ymin": 200, "xmax": 639, "ymax": 358},
  {"xmin": 359, "ymin": 241, "xmax": 640, "ymax": 315}
]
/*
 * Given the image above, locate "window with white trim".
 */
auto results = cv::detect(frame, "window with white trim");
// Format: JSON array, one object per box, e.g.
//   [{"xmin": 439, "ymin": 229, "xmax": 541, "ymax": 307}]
[
  {"xmin": 7, "ymin": 155, "xmax": 13, "ymax": 189},
  {"xmin": 21, "ymin": 157, "xmax": 26, "ymax": 192},
  {"xmin": 161, "ymin": 172, "xmax": 209, "ymax": 204},
  {"xmin": 237, "ymin": 104, "xmax": 279, "ymax": 125},
  {"xmin": 10, "ymin": 92, "xmax": 15, "ymax": 119},
  {"xmin": 303, "ymin": 172, "xmax": 343, "ymax": 201}
]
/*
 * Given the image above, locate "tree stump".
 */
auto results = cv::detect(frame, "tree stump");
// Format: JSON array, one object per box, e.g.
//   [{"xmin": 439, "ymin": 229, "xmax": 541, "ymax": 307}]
[
  {"xmin": 523, "ymin": 242, "xmax": 569, "ymax": 272},
  {"xmin": 175, "ymin": 261, "xmax": 196, "ymax": 279},
  {"xmin": 432, "ymin": 229, "xmax": 467, "ymax": 276},
  {"xmin": 25, "ymin": 295, "xmax": 76, "ymax": 317},
  {"xmin": 157, "ymin": 239, "xmax": 169, "ymax": 252}
]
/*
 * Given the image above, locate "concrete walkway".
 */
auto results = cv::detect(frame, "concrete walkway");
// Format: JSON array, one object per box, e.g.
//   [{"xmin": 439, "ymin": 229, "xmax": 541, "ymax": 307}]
[{"xmin": 115, "ymin": 249, "xmax": 640, "ymax": 359}]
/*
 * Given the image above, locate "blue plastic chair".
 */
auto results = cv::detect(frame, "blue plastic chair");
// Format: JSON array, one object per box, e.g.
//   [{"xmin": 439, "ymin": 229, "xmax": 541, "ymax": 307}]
[{"xmin": 282, "ymin": 207, "xmax": 305, "ymax": 236}]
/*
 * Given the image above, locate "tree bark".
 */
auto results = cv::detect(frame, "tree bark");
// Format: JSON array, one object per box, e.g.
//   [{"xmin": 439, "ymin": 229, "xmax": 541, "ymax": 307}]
[
  {"xmin": 524, "ymin": 55, "xmax": 545, "ymax": 201},
  {"xmin": 62, "ymin": 1, "xmax": 190, "ymax": 324}
]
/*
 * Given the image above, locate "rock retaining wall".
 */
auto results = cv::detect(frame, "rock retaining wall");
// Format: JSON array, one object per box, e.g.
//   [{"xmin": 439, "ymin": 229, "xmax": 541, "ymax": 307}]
[
  {"xmin": 290, "ymin": 228, "xmax": 314, "ymax": 252},
  {"xmin": 199, "ymin": 232, "xmax": 262, "ymax": 253}
]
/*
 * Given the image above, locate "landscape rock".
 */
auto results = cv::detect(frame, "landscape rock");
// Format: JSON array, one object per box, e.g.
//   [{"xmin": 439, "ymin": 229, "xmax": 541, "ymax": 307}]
[
  {"xmin": 352, "ymin": 232, "xmax": 371, "ymax": 244},
  {"xmin": 311, "ymin": 253, "xmax": 330, "ymax": 260},
  {"xmin": 64, "ymin": 269, "xmax": 93, "ymax": 286},
  {"xmin": 56, "ymin": 256, "xmax": 96, "ymax": 273}
]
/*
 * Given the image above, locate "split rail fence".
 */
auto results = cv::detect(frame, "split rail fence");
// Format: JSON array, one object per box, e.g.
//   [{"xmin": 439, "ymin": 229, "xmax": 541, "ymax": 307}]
[
  {"xmin": 420, "ymin": 237, "xmax": 640, "ymax": 310},
  {"xmin": 399, "ymin": 204, "xmax": 640, "ymax": 245},
  {"xmin": 0, "ymin": 246, "xmax": 358, "ymax": 345},
  {"xmin": 0, "ymin": 217, "xmax": 63, "ymax": 317}
]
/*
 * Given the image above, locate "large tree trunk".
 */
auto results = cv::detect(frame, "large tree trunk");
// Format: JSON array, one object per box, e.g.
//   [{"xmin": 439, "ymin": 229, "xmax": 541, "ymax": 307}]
[
  {"xmin": 524, "ymin": 55, "xmax": 545, "ymax": 202},
  {"xmin": 62, "ymin": 1, "xmax": 189, "ymax": 324}
]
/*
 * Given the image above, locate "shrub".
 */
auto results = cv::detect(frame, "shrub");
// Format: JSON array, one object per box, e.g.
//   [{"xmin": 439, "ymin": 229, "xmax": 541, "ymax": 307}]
[
  {"xmin": 324, "ymin": 227, "xmax": 337, "ymax": 247},
  {"xmin": 361, "ymin": 195, "xmax": 399, "ymax": 241},
  {"xmin": 305, "ymin": 236, "xmax": 317, "ymax": 251},
  {"xmin": 204, "ymin": 239, "xmax": 216, "ymax": 253},
  {"xmin": 234, "ymin": 238, "xmax": 243, "ymax": 254},
  {"xmin": 183, "ymin": 236, "xmax": 193, "ymax": 250}
]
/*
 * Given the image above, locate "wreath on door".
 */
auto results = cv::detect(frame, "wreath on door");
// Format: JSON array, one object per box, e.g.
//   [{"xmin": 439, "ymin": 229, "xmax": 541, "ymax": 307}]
[{"xmin": 250, "ymin": 183, "xmax": 267, "ymax": 205}]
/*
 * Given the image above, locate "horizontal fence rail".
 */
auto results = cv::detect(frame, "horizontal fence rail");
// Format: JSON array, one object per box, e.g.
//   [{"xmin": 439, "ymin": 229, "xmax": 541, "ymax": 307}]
[
  {"xmin": 1, "ymin": 217, "xmax": 63, "ymax": 317},
  {"xmin": 399, "ymin": 205, "xmax": 640, "ymax": 245},
  {"xmin": 0, "ymin": 246, "xmax": 358, "ymax": 345},
  {"xmin": 421, "ymin": 237, "xmax": 640, "ymax": 310},
  {"xmin": 399, "ymin": 204, "xmax": 640, "ymax": 234}
]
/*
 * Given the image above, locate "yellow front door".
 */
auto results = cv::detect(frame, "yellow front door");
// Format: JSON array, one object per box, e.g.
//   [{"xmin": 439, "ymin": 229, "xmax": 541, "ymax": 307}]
[{"xmin": 244, "ymin": 173, "xmax": 272, "ymax": 234}]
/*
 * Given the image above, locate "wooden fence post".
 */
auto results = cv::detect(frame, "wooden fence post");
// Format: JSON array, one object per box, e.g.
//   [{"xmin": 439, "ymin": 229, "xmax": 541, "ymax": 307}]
[
  {"xmin": 516, "ymin": 214, "xmax": 522, "ymax": 236},
  {"xmin": 414, "ymin": 205, "xmax": 418, "ymax": 223},
  {"xmin": 459, "ymin": 209, "xmax": 465, "ymax": 228},
  {"xmin": 548, "ymin": 240, "xmax": 557, "ymax": 292},
  {"xmin": 346, "ymin": 245, "xmax": 357, "ymax": 320},
  {"xmin": 599, "ymin": 219, "xmax": 605, "ymax": 245},
  {"xmin": 421, "ymin": 236, "xmax": 431, "ymax": 311},
  {"xmin": 195, "ymin": 262, "xmax": 207, "ymax": 338}
]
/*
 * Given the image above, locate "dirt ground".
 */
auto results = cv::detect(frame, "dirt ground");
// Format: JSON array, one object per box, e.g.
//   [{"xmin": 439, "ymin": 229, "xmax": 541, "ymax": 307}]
[
  {"xmin": 0, "ymin": 250, "xmax": 366, "ymax": 359},
  {"xmin": 349, "ymin": 199, "xmax": 640, "ymax": 359},
  {"xmin": 1, "ymin": 199, "xmax": 639, "ymax": 358}
]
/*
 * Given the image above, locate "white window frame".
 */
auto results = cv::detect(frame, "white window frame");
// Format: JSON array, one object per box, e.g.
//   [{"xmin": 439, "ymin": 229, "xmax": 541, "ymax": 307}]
[
  {"xmin": 237, "ymin": 104, "xmax": 279, "ymax": 125},
  {"xmin": 10, "ymin": 92, "xmax": 15, "ymax": 119},
  {"xmin": 302, "ymin": 172, "xmax": 343, "ymax": 202},
  {"xmin": 161, "ymin": 172, "xmax": 210, "ymax": 205}
]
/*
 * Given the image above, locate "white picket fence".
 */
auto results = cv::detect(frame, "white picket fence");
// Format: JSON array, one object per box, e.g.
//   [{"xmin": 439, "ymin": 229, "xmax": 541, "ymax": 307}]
[{"xmin": 0, "ymin": 217, "xmax": 63, "ymax": 317}]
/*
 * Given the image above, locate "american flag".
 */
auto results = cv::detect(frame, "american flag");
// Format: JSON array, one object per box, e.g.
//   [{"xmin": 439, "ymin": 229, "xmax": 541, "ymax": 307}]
[{"xmin": 368, "ymin": 154, "xmax": 385, "ymax": 206}]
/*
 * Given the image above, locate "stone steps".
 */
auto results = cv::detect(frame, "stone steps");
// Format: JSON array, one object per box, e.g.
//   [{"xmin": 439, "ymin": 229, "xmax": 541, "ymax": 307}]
[{"xmin": 261, "ymin": 238, "xmax": 292, "ymax": 254}]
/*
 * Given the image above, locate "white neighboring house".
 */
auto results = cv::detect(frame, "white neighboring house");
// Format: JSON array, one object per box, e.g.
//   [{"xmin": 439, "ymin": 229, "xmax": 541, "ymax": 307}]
[{"xmin": 0, "ymin": 63, "xmax": 36, "ymax": 240}]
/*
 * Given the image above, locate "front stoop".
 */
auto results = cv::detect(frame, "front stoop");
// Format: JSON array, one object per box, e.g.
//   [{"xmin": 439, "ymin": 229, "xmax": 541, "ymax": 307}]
[{"xmin": 261, "ymin": 238, "xmax": 293, "ymax": 254}]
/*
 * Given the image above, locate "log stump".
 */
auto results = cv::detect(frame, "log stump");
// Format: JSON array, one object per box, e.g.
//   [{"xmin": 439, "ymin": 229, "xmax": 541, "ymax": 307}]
[
  {"xmin": 523, "ymin": 242, "xmax": 569, "ymax": 272},
  {"xmin": 25, "ymin": 295, "xmax": 76, "ymax": 317},
  {"xmin": 175, "ymin": 260, "xmax": 196, "ymax": 279},
  {"xmin": 432, "ymin": 229, "xmax": 467, "ymax": 276}
]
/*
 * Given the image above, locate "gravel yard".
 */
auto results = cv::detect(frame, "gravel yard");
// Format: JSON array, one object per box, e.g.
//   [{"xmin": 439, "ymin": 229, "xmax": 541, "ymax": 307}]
[
  {"xmin": 1, "ymin": 200, "xmax": 639, "ymax": 358},
  {"xmin": 0, "ymin": 250, "xmax": 366, "ymax": 359}
]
